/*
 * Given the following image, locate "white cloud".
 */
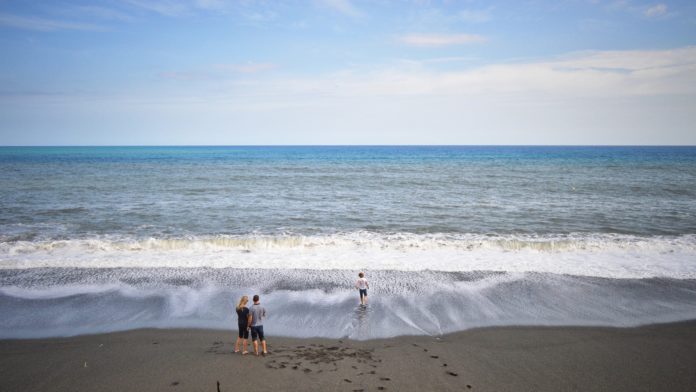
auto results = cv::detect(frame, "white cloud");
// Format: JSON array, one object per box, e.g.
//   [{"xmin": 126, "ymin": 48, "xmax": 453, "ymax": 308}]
[
  {"xmin": 644, "ymin": 3, "xmax": 667, "ymax": 18},
  {"xmin": 217, "ymin": 47, "xmax": 696, "ymax": 102},
  {"xmin": 6, "ymin": 47, "xmax": 696, "ymax": 145},
  {"xmin": 0, "ymin": 13, "xmax": 105, "ymax": 31},
  {"xmin": 398, "ymin": 33, "xmax": 487, "ymax": 47}
]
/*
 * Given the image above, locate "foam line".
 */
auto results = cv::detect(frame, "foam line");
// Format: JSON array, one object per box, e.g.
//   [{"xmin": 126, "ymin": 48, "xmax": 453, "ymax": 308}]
[{"xmin": 1, "ymin": 233, "xmax": 695, "ymax": 278}]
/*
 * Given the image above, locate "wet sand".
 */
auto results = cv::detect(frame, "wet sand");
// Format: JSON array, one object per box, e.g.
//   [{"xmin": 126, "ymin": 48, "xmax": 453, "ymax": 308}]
[{"xmin": 1, "ymin": 320, "xmax": 695, "ymax": 392}]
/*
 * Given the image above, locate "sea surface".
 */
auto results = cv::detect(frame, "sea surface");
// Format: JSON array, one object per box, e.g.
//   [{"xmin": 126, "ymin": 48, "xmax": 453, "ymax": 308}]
[{"xmin": 1, "ymin": 146, "xmax": 695, "ymax": 339}]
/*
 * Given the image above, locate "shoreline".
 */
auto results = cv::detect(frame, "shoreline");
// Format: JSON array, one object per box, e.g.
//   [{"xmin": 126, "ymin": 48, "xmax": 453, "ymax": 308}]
[{"xmin": 2, "ymin": 321, "xmax": 695, "ymax": 392}]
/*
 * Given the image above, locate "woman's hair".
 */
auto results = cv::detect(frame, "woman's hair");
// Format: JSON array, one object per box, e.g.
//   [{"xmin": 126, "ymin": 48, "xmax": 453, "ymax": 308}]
[
  {"xmin": 236, "ymin": 295, "xmax": 248, "ymax": 310},
  {"xmin": 358, "ymin": 272, "xmax": 364, "ymax": 278}
]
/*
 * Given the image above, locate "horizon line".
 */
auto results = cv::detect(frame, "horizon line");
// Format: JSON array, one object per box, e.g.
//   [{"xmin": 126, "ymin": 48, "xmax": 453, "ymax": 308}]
[{"xmin": 1, "ymin": 144, "xmax": 695, "ymax": 148}]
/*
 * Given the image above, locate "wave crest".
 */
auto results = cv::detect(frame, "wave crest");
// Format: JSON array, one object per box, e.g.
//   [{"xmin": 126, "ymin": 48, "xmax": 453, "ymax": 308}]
[
  {"xmin": 1, "ymin": 232, "xmax": 695, "ymax": 278},
  {"xmin": 3, "ymin": 232, "xmax": 695, "ymax": 252}
]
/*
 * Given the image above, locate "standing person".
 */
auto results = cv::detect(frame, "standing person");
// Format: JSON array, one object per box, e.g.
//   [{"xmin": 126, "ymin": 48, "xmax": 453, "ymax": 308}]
[
  {"xmin": 249, "ymin": 294, "xmax": 268, "ymax": 356},
  {"xmin": 356, "ymin": 272, "xmax": 369, "ymax": 306},
  {"xmin": 234, "ymin": 295, "xmax": 251, "ymax": 355}
]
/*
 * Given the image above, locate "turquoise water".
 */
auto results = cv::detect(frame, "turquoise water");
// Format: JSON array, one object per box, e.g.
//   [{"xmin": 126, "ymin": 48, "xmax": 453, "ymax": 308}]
[
  {"xmin": 1, "ymin": 146, "xmax": 695, "ymax": 339},
  {"xmin": 2, "ymin": 146, "xmax": 695, "ymax": 239}
]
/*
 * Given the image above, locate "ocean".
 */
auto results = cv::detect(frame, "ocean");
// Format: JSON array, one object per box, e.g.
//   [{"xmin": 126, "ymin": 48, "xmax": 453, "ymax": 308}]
[{"xmin": 1, "ymin": 146, "xmax": 695, "ymax": 339}]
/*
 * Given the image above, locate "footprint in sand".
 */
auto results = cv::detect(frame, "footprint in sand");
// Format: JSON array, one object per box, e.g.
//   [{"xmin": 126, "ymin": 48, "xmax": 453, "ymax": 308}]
[
  {"xmin": 446, "ymin": 371, "xmax": 458, "ymax": 377},
  {"xmin": 379, "ymin": 377, "xmax": 391, "ymax": 381},
  {"xmin": 430, "ymin": 355, "xmax": 439, "ymax": 359},
  {"xmin": 170, "ymin": 381, "xmax": 179, "ymax": 386}
]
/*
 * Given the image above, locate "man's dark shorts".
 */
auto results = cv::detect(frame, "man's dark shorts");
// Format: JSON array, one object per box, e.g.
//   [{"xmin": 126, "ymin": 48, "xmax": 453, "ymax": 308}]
[
  {"xmin": 251, "ymin": 325, "xmax": 265, "ymax": 341},
  {"xmin": 238, "ymin": 323, "xmax": 249, "ymax": 339}
]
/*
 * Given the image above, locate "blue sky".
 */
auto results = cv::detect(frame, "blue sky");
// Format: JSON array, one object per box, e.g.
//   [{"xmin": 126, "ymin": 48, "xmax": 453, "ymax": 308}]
[{"xmin": 1, "ymin": 0, "xmax": 695, "ymax": 145}]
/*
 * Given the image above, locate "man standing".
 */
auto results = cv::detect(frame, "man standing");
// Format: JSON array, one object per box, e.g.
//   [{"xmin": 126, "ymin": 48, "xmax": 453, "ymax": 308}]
[{"xmin": 249, "ymin": 294, "xmax": 268, "ymax": 356}]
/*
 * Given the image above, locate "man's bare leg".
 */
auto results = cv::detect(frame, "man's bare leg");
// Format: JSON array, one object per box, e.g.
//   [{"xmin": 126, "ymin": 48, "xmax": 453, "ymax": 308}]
[
  {"xmin": 253, "ymin": 340, "xmax": 259, "ymax": 355},
  {"xmin": 261, "ymin": 340, "xmax": 267, "ymax": 354}
]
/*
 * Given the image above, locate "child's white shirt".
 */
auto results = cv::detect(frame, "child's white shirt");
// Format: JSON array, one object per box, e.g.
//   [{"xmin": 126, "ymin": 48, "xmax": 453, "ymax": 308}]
[{"xmin": 356, "ymin": 277, "xmax": 368, "ymax": 289}]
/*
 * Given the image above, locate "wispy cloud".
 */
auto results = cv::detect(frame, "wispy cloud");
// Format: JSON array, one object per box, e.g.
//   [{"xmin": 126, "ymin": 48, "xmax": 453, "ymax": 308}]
[
  {"xmin": 67, "ymin": 6, "xmax": 136, "ymax": 22},
  {"xmin": 214, "ymin": 63, "xmax": 277, "ymax": 73},
  {"xmin": 241, "ymin": 10, "xmax": 278, "ymax": 23},
  {"xmin": 8, "ymin": 47, "xmax": 696, "ymax": 145},
  {"xmin": 220, "ymin": 46, "xmax": 696, "ymax": 101},
  {"xmin": 316, "ymin": 0, "xmax": 363, "ymax": 17},
  {"xmin": 602, "ymin": 0, "xmax": 672, "ymax": 19},
  {"xmin": 120, "ymin": 0, "xmax": 245, "ymax": 17},
  {"xmin": 0, "ymin": 13, "xmax": 105, "ymax": 31},
  {"xmin": 644, "ymin": 3, "xmax": 668, "ymax": 18},
  {"xmin": 160, "ymin": 62, "xmax": 277, "ymax": 80},
  {"xmin": 123, "ymin": 0, "xmax": 192, "ymax": 17},
  {"xmin": 398, "ymin": 33, "xmax": 487, "ymax": 47},
  {"xmin": 458, "ymin": 8, "xmax": 492, "ymax": 23},
  {"xmin": 194, "ymin": 0, "xmax": 229, "ymax": 11}
]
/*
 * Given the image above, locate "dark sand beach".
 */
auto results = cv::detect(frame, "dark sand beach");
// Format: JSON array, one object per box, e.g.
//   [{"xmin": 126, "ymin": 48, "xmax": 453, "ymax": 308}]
[{"xmin": 1, "ymin": 321, "xmax": 695, "ymax": 392}]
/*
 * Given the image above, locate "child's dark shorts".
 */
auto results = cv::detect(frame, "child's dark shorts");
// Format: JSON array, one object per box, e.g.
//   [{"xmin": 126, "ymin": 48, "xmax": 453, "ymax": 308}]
[{"xmin": 359, "ymin": 289, "xmax": 368, "ymax": 298}]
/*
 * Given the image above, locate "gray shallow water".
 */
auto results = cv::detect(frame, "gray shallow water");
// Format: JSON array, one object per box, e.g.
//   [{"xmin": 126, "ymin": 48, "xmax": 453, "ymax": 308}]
[{"xmin": 2, "ymin": 268, "xmax": 695, "ymax": 339}]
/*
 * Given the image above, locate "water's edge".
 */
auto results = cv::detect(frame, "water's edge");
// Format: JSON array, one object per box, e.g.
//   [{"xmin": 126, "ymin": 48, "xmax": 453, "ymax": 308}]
[{"xmin": 2, "ymin": 268, "xmax": 695, "ymax": 340}]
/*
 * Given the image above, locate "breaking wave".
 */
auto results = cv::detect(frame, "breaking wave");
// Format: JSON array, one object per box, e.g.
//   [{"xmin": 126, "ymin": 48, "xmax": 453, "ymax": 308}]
[{"xmin": 1, "ymin": 232, "xmax": 695, "ymax": 278}]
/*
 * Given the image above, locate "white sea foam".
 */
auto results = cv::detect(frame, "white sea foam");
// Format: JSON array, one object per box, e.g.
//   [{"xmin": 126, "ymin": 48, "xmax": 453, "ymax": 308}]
[
  {"xmin": 1, "ymin": 269, "xmax": 695, "ymax": 339},
  {"xmin": 1, "ymin": 232, "xmax": 695, "ymax": 278}
]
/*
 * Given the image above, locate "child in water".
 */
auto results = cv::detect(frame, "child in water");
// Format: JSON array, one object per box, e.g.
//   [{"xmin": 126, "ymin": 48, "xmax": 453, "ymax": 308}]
[{"xmin": 355, "ymin": 272, "xmax": 369, "ymax": 306}]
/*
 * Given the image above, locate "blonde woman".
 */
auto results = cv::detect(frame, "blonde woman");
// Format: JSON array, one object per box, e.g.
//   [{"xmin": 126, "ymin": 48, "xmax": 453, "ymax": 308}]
[{"xmin": 234, "ymin": 295, "xmax": 251, "ymax": 354}]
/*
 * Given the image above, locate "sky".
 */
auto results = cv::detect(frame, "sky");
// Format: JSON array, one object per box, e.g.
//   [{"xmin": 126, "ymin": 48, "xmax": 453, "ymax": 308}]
[{"xmin": 0, "ymin": 0, "xmax": 695, "ymax": 145}]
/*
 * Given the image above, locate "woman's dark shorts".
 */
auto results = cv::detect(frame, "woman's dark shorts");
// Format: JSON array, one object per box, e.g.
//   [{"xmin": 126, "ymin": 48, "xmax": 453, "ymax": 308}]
[
  {"xmin": 251, "ymin": 325, "xmax": 265, "ymax": 341},
  {"xmin": 359, "ymin": 289, "xmax": 368, "ymax": 298},
  {"xmin": 238, "ymin": 323, "xmax": 249, "ymax": 339}
]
